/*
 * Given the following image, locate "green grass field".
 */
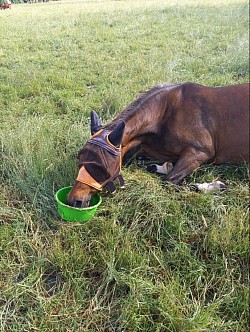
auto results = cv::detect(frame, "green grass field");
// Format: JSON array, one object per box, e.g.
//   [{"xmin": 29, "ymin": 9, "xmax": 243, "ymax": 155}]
[{"xmin": 0, "ymin": 0, "xmax": 249, "ymax": 331}]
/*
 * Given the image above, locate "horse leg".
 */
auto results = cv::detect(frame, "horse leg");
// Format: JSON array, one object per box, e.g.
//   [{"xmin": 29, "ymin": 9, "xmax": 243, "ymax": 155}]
[
  {"xmin": 123, "ymin": 149, "xmax": 151, "ymax": 167},
  {"xmin": 122, "ymin": 141, "xmax": 149, "ymax": 166},
  {"xmin": 147, "ymin": 159, "xmax": 227, "ymax": 192},
  {"xmin": 165, "ymin": 148, "xmax": 213, "ymax": 184},
  {"xmin": 147, "ymin": 162, "xmax": 173, "ymax": 174},
  {"xmin": 123, "ymin": 148, "xmax": 138, "ymax": 166}
]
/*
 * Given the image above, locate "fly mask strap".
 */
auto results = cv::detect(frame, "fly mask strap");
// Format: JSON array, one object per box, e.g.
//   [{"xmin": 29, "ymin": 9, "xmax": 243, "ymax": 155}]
[{"xmin": 76, "ymin": 130, "xmax": 124, "ymax": 193}]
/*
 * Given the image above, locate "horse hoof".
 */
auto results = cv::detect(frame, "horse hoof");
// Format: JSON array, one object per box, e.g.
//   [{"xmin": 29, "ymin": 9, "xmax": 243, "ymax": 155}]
[
  {"xmin": 147, "ymin": 164, "xmax": 157, "ymax": 173},
  {"xmin": 219, "ymin": 182, "xmax": 227, "ymax": 190},
  {"xmin": 196, "ymin": 180, "xmax": 227, "ymax": 193}
]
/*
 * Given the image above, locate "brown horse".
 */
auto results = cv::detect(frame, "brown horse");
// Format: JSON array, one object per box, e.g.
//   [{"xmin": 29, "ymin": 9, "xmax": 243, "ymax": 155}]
[
  {"xmin": 0, "ymin": 2, "xmax": 11, "ymax": 9},
  {"xmin": 67, "ymin": 82, "xmax": 249, "ymax": 207}
]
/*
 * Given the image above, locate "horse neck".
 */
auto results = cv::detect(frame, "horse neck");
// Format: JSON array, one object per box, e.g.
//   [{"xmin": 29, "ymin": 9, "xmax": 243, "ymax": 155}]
[
  {"xmin": 105, "ymin": 85, "xmax": 178, "ymax": 155},
  {"xmin": 122, "ymin": 108, "xmax": 159, "ymax": 146},
  {"xmin": 129, "ymin": 89, "xmax": 173, "ymax": 146},
  {"xmin": 116, "ymin": 92, "xmax": 168, "ymax": 154}
]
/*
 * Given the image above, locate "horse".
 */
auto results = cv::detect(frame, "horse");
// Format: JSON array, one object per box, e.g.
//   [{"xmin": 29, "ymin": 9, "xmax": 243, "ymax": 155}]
[
  {"xmin": 0, "ymin": 0, "xmax": 11, "ymax": 9},
  {"xmin": 0, "ymin": 2, "xmax": 11, "ymax": 10},
  {"xmin": 67, "ymin": 82, "xmax": 249, "ymax": 208}
]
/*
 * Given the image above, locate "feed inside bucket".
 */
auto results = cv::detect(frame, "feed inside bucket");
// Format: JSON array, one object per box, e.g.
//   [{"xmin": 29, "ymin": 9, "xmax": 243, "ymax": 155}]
[{"xmin": 55, "ymin": 186, "xmax": 102, "ymax": 222}]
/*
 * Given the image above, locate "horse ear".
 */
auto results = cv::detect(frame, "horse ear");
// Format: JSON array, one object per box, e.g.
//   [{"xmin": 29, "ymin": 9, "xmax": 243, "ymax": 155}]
[
  {"xmin": 108, "ymin": 121, "xmax": 125, "ymax": 147},
  {"xmin": 90, "ymin": 111, "xmax": 102, "ymax": 135}
]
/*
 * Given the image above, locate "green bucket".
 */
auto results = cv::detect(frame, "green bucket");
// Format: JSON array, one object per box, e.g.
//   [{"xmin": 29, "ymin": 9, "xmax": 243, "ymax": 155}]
[{"xmin": 55, "ymin": 186, "xmax": 102, "ymax": 222}]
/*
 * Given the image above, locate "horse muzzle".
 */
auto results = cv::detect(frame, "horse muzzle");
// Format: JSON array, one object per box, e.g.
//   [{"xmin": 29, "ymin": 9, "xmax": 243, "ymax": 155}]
[
  {"xmin": 66, "ymin": 182, "xmax": 97, "ymax": 208},
  {"xmin": 73, "ymin": 198, "xmax": 91, "ymax": 208}
]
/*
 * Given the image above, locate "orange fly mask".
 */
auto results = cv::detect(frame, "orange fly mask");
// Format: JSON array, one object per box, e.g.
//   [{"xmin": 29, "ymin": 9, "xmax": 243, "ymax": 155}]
[{"xmin": 76, "ymin": 128, "xmax": 125, "ymax": 194}]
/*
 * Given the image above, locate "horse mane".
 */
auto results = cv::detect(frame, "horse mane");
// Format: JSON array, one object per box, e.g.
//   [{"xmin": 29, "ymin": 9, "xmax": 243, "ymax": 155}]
[{"xmin": 105, "ymin": 83, "xmax": 177, "ymax": 130}]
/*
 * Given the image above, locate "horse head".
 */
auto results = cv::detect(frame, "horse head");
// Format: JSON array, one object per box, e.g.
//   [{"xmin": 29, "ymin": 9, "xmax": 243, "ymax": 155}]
[{"xmin": 67, "ymin": 111, "xmax": 125, "ymax": 208}]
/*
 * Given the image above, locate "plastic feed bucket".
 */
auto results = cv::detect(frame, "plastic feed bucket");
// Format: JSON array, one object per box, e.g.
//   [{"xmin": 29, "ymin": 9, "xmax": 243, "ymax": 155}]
[{"xmin": 55, "ymin": 186, "xmax": 102, "ymax": 222}]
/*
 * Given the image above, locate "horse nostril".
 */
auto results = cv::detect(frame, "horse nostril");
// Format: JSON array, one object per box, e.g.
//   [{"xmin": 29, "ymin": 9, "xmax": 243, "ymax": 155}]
[{"xmin": 74, "ymin": 200, "xmax": 83, "ymax": 208}]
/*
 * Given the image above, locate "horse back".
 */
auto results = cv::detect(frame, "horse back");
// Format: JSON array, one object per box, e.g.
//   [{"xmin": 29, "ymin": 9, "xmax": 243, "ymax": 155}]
[{"xmin": 164, "ymin": 83, "xmax": 249, "ymax": 164}]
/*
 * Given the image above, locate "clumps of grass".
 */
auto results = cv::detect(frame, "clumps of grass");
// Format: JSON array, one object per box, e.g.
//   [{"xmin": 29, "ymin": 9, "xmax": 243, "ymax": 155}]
[
  {"xmin": 0, "ymin": 165, "xmax": 249, "ymax": 330},
  {"xmin": 78, "ymin": 164, "xmax": 248, "ymax": 331},
  {"xmin": 1, "ymin": 135, "xmax": 248, "ymax": 331}
]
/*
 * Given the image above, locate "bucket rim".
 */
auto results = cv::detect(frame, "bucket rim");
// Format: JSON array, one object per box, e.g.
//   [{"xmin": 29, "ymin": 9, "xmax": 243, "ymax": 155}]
[{"xmin": 55, "ymin": 186, "xmax": 102, "ymax": 211}]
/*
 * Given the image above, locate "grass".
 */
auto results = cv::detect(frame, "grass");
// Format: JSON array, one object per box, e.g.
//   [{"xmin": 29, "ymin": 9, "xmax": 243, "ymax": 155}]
[{"xmin": 0, "ymin": 0, "xmax": 249, "ymax": 331}]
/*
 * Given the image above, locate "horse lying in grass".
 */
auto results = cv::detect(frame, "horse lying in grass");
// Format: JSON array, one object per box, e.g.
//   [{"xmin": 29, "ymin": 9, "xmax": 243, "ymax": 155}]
[
  {"xmin": 0, "ymin": 2, "xmax": 11, "ymax": 9},
  {"xmin": 67, "ymin": 82, "xmax": 249, "ymax": 207}
]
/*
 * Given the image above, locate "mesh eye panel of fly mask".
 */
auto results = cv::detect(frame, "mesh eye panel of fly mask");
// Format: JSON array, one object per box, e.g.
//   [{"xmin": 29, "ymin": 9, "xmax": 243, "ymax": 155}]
[{"xmin": 76, "ymin": 129, "xmax": 125, "ymax": 194}]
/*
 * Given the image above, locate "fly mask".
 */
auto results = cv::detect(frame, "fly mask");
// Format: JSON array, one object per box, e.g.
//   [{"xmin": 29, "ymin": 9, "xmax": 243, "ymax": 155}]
[{"xmin": 76, "ymin": 129, "xmax": 125, "ymax": 194}]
